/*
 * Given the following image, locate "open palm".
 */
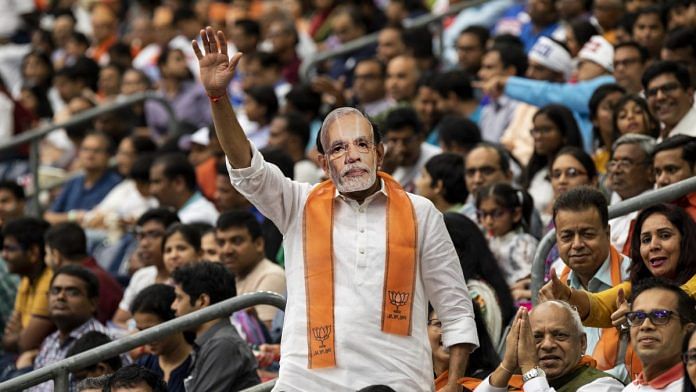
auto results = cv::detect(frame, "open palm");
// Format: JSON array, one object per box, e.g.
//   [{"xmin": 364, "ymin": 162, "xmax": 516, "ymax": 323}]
[{"xmin": 193, "ymin": 27, "xmax": 242, "ymax": 98}]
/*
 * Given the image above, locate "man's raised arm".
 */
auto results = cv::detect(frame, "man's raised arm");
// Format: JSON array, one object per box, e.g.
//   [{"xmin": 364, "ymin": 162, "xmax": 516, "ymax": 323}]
[{"xmin": 193, "ymin": 27, "xmax": 251, "ymax": 168}]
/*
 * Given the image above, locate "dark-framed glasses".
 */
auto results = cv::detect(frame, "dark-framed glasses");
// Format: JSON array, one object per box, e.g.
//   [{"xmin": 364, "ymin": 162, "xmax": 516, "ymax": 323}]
[
  {"xmin": 550, "ymin": 167, "xmax": 587, "ymax": 180},
  {"xmin": 625, "ymin": 309, "xmax": 679, "ymax": 326}
]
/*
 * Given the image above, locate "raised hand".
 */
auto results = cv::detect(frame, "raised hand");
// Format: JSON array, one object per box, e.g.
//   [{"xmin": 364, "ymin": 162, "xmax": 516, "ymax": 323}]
[
  {"xmin": 517, "ymin": 308, "xmax": 539, "ymax": 373},
  {"xmin": 192, "ymin": 26, "xmax": 243, "ymax": 98},
  {"xmin": 611, "ymin": 288, "xmax": 630, "ymax": 329},
  {"xmin": 538, "ymin": 267, "xmax": 572, "ymax": 303}
]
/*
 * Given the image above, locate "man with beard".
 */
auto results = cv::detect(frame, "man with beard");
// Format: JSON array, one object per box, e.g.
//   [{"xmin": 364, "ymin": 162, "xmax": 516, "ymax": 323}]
[
  {"xmin": 111, "ymin": 208, "xmax": 179, "ymax": 329},
  {"xmin": 215, "ymin": 210, "xmax": 285, "ymax": 329},
  {"xmin": 194, "ymin": 27, "xmax": 478, "ymax": 391},
  {"xmin": 476, "ymin": 302, "xmax": 624, "ymax": 391}
]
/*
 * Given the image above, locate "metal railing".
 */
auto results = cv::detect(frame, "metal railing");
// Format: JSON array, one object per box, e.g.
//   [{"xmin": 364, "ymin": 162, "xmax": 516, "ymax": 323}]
[
  {"xmin": 0, "ymin": 291, "xmax": 286, "ymax": 392},
  {"xmin": 530, "ymin": 176, "xmax": 696, "ymax": 304},
  {"xmin": 0, "ymin": 91, "xmax": 180, "ymax": 215},
  {"xmin": 298, "ymin": 0, "xmax": 490, "ymax": 82}
]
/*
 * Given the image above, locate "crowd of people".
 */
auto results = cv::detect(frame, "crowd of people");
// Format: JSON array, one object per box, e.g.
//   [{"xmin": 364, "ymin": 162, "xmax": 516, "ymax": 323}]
[{"xmin": 1, "ymin": 0, "xmax": 696, "ymax": 391}]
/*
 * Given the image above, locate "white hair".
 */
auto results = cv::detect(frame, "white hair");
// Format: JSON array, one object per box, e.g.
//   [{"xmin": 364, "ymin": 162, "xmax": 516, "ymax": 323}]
[
  {"xmin": 534, "ymin": 300, "xmax": 584, "ymax": 336},
  {"xmin": 318, "ymin": 107, "xmax": 374, "ymax": 153},
  {"xmin": 612, "ymin": 133, "xmax": 656, "ymax": 157}
]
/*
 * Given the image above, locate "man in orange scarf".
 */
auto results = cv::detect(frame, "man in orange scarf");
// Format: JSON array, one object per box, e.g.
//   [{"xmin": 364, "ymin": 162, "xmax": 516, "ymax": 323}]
[
  {"xmin": 194, "ymin": 26, "xmax": 479, "ymax": 392},
  {"xmin": 475, "ymin": 302, "xmax": 624, "ymax": 392}
]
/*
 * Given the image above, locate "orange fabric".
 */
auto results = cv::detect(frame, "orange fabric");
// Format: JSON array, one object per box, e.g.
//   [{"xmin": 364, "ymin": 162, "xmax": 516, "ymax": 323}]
[
  {"xmin": 196, "ymin": 157, "xmax": 217, "ymax": 200},
  {"xmin": 621, "ymin": 220, "xmax": 636, "ymax": 257},
  {"xmin": 89, "ymin": 35, "xmax": 117, "ymax": 63},
  {"xmin": 303, "ymin": 172, "xmax": 417, "ymax": 369},
  {"xmin": 560, "ymin": 248, "xmax": 641, "ymax": 376},
  {"xmin": 434, "ymin": 370, "xmax": 482, "ymax": 390}
]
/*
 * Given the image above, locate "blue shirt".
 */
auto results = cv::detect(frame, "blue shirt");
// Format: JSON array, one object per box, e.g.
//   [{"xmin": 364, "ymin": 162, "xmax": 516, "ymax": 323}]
[
  {"xmin": 519, "ymin": 22, "xmax": 561, "ymax": 53},
  {"xmin": 50, "ymin": 171, "xmax": 122, "ymax": 212}
]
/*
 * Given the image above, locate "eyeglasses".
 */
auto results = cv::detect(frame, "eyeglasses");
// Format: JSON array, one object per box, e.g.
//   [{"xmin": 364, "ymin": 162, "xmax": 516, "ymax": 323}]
[
  {"xmin": 49, "ymin": 286, "xmax": 85, "ymax": 298},
  {"xmin": 646, "ymin": 82, "xmax": 682, "ymax": 98},
  {"xmin": 327, "ymin": 139, "xmax": 375, "ymax": 160},
  {"xmin": 683, "ymin": 349, "xmax": 696, "ymax": 364},
  {"xmin": 465, "ymin": 165, "xmax": 499, "ymax": 178},
  {"xmin": 614, "ymin": 58, "xmax": 642, "ymax": 69},
  {"xmin": 550, "ymin": 168, "xmax": 587, "ymax": 180},
  {"xmin": 606, "ymin": 158, "xmax": 649, "ymax": 171},
  {"xmin": 530, "ymin": 126, "xmax": 558, "ymax": 136},
  {"xmin": 134, "ymin": 229, "xmax": 165, "ymax": 241},
  {"xmin": 625, "ymin": 309, "xmax": 679, "ymax": 326},
  {"xmin": 476, "ymin": 208, "xmax": 508, "ymax": 220}
]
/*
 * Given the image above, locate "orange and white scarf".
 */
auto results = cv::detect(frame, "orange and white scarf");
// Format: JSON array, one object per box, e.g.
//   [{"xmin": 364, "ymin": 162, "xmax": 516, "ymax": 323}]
[{"xmin": 303, "ymin": 172, "xmax": 417, "ymax": 368}]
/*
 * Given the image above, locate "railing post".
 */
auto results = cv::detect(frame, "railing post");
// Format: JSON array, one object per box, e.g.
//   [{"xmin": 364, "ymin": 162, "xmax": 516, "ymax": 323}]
[
  {"xmin": 53, "ymin": 370, "xmax": 70, "ymax": 392},
  {"xmin": 28, "ymin": 139, "xmax": 41, "ymax": 216}
]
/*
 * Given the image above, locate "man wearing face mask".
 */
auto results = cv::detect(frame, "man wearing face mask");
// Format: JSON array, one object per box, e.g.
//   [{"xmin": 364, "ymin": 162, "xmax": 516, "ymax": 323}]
[{"xmin": 194, "ymin": 27, "xmax": 479, "ymax": 392}]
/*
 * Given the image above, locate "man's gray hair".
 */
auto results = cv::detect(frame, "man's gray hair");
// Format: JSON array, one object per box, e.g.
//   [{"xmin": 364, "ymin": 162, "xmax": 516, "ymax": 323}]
[
  {"xmin": 76, "ymin": 375, "xmax": 111, "ymax": 391},
  {"xmin": 534, "ymin": 300, "xmax": 584, "ymax": 336},
  {"xmin": 318, "ymin": 107, "xmax": 374, "ymax": 153},
  {"xmin": 612, "ymin": 133, "xmax": 656, "ymax": 157}
]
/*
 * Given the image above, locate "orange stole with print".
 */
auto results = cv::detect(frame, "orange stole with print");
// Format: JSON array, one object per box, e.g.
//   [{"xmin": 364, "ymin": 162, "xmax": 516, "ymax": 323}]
[
  {"xmin": 561, "ymin": 246, "xmax": 639, "ymax": 373},
  {"xmin": 303, "ymin": 172, "xmax": 417, "ymax": 369}
]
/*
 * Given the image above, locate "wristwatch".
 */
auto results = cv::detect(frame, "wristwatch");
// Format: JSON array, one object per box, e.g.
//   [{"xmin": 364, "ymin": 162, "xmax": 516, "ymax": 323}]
[{"xmin": 522, "ymin": 366, "xmax": 546, "ymax": 382}]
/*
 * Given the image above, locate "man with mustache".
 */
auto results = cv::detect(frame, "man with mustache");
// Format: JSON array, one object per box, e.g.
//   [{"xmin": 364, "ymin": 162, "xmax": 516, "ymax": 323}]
[
  {"xmin": 623, "ymin": 278, "xmax": 696, "ymax": 391},
  {"xmin": 476, "ymin": 302, "xmax": 624, "ymax": 391},
  {"xmin": 546, "ymin": 187, "xmax": 632, "ymax": 381},
  {"xmin": 194, "ymin": 27, "xmax": 479, "ymax": 391}
]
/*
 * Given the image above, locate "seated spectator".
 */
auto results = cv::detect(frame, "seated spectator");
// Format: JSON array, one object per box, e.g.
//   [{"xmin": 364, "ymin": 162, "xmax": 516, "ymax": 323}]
[
  {"xmin": 112, "ymin": 208, "xmax": 179, "ymax": 329},
  {"xmin": 351, "ymin": 58, "xmax": 394, "ymax": 118},
  {"xmin": 44, "ymin": 131, "xmax": 123, "ymax": 225},
  {"xmin": 267, "ymin": 111, "xmax": 321, "ymax": 184},
  {"xmin": 413, "ymin": 75, "xmax": 442, "ymax": 140},
  {"xmin": 652, "ymin": 135, "xmax": 696, "ymax": 219},
  {"xmin": 132, "ymin": 284, "xmax": 192, "ymax": 392},
  {"xmin": 632, "ymin": 6, "xmax": 667, "ymax": 59},
  {"xmin": 376, "ymin": 25, "xmax": 407, "ymax": 65},
  {"xmin": 437, "ymin": 115, "xmax": 482, "ymax": 156},
  {"xmin": 432, "ymin": 70, "xmax": 480, "ymax": 122},
  {"xmin": 683, "ymin": 327, "xmax": 696, "ymax": 390},
  {"xmin": 171, "ymin": 262, "xmax": 260, "ymax": 390},
  {"xmin": 454, "ymin": 26, "xmax": 489, "ymax": 75},
  {"xmin": 216, "ymin": 211, "xmax": 285, "ymax": 329},
  {"xmin": 588, "ymin": 84, "xmax": 627, "ymax": 174},
  {"xmin": 661, "ymin": 27, "xmax": 696, "ymax": 89},
  {"xmin": 623, "ymin": 278, "xmax": 696, "ymax": 391},
  {"xmin": 415, "ymin": 153, "xmax": 468, "ymax": 213},
  {"xmin": 642, "ymin": 61, "xmax": 695, "ymax": 139},
  {"xmin": 564, "ymin": 20, "xmax": 599, "ymax": 58},
  {"xmin": 462, "ymin": 143, "xmax": 515, "ymax": 221},
  {"xmin": 550, "ymin": 187, "xmax": 633, "ymax": 380},
  {"xmin": 381, "ymin": 107, "xmax": 441, "ymax": 192},
  {"xmin": 575, "ymin": 36, "xmax": 615, "ymax": 82},
  {"xmin": 77, "ymin": 375, "xmax": 111, "ymax": 392},
  {"xmin": 525, "ymin": 104, "xmax": 584, "ymax": 220},
  {"xmin": 385, "ymin": 55, "xmax": 420, "ymax": 103},
  {"xmin": 162, "ymin": 223, "xmax": 202, "ymax": 275},
  {"xmin": 243, "ymin": 85, "xmax": 278, "ymax": 149},
  {"xmin": 104, "ymin": 364, "xmax": 167, "ymax": 392},
  {"xmin": 67, "ymin": 331, "xmax": 123, "ymax": 384},
  {"xmin": 475, "ymin": 302, "xmax": 624, "ymax": 391},
  {"xmin": 28, "ymin": 265, "xmax": 109, "ymax": 392},
  {"xmin": 44, "ymin": 222, "xmax": 123, "ymax": 324},
  {"xmin": 214, "ymin": 161, "xmax": 253, "ymax": 213},
  {"xmin": 327, "ymin": 5, "xmax": 375, "ymax": 86},
  {"xmin": 149, "ymin": 153, "xmax": 218, "ymax": 225},
  {"xmin": 476, "ymin": 183, "xmax": 538, "ymax": 289},
  {"xmin": 478, "ymin": 43, "xmax": 528, "ymax": 143},
  {"xmin": 198, "ymin": 226, "xmax": 219, "ymax": 262},
  {"xmin": 613, "ymin": 42, "xmax": 649, "ymax": 95},
  {"xmin": 540, "ymin": 204, "xmax": 696, "ymax": 346},
  {"xmin": 2, "ymin": 217, "xmax": 53, "ymax": 354},
  {"xmin": 145, "ymin": 47, "xmax": 210, "ymax": 139},
  {"xmin": 612, "ymin": 95, "xmax": 661, "ymax": 139},
  {"xmin": 607, "ymin": 134, "xmax": 656, "ymax": 254},
  {"xmin": 0, "ymin": 181, "xmax": 24, "ymax": 331}
]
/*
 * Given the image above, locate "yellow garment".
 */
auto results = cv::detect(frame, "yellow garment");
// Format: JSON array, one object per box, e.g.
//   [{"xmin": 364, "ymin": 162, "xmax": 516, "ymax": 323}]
[
  {"xmin": 14, "ymin": 267, "xmax": 52, "ymax": 327},
  {"xmin": 593, "ymin": 148, "xmax": 610, "ymax": 175},
  {"xmin": 584, "ymin": 274, "xmax": 696, "ymax": 328}
]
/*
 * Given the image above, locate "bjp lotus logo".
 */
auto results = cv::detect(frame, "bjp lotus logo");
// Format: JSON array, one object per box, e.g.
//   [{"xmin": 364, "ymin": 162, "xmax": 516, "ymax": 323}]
[
  {"xmin": 312, "ymin": 325, "xmax": 331, "ymax": 348},
  {"xmin": 388, "ymin": 291, "xmax": 409, "ymax": 313}
]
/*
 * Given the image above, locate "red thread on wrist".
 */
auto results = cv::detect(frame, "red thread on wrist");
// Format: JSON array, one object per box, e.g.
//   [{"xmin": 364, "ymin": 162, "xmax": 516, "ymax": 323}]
[{"xmin": 208, "ymin": 92, "xmax": 226, "ymax": 102}]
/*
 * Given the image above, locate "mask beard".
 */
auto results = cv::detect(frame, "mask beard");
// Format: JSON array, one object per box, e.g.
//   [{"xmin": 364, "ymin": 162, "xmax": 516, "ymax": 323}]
[{"xmin": 329, "ymin": 162, "xmax": 376, "ymax": 193}]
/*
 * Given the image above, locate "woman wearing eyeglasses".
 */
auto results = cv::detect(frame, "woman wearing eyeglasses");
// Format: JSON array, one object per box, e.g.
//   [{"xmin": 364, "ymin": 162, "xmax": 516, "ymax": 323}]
[
  {"xmin": 682, "ymin": 328, "xmax": 696, "ymax": 392},
  {"xmin": 541, "ymin": 204, "xmax": 696, "ymax": 344}
]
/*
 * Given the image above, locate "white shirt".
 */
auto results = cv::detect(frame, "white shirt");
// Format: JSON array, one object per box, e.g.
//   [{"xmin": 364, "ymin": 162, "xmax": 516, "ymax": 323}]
[
  {"xmin": 118, "ymin": 265, "xmax": 158, "ymax": 312},
  {"xmin": 178, "ymin": 191, "xmax": 219, "ymax": 225},
  {"xmin": 475, "ymin": 374, "xmax": 625, "ymax": 392},
  {"xmin": 90, "ymin": 179, "xmax": 158, "ymax": 222},
  {"xmin": 227, "ymin": 145, "xmax": 479, "ymax": 391},
  {"xmin": 622, "ymin": 378, "xmax": 683, "ymax": 391},
  {"xmin": 608, "ymin": 190, "xmax": 650, "ymax": 252},
  {"xmin": 392, "ymin": 143, "xmax": 441, "ymax": 192},
  {"xmin": 665, "ymin": 106, "xmax": 696, "ymax": 139}
]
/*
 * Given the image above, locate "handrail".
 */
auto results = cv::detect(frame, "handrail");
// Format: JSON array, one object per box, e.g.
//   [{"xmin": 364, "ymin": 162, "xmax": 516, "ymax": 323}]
[
  {"xmin": 0, "ymin": 291, "xmax": 286, "ymax": 392},
  {"xmin": 531, "ymin": 176, "xmax": 696, "ymax": 304},
  {"xmin": 241, "ymin": 379, "xmax": 277, "ymax": 392},
  {"xmin": 298, "ymin": 0, "xmax": 489, "ymax": 82},
  {"xmin": 0, "ymin": 91, "xmax": 180, "ymax": 215}
]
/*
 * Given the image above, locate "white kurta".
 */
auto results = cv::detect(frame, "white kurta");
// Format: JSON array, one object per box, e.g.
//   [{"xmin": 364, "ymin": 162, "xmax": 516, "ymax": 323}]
[{"xmin": 227, "ymin": 145, "xmax": 479, "ymax": 391}]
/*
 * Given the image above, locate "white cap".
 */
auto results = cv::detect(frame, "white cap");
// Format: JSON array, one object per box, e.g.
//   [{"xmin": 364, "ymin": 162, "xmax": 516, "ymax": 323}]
[
  {"xmin": 528, "ymin": 36, "xmax": 574, "ymax": 80},
  {"xmin": 190, "ymin": 126, "xmax": 210, "ymax": 146},
  {"xmin": 578, "ymin": 35, "xmax": 614, "ymax": 72}
]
